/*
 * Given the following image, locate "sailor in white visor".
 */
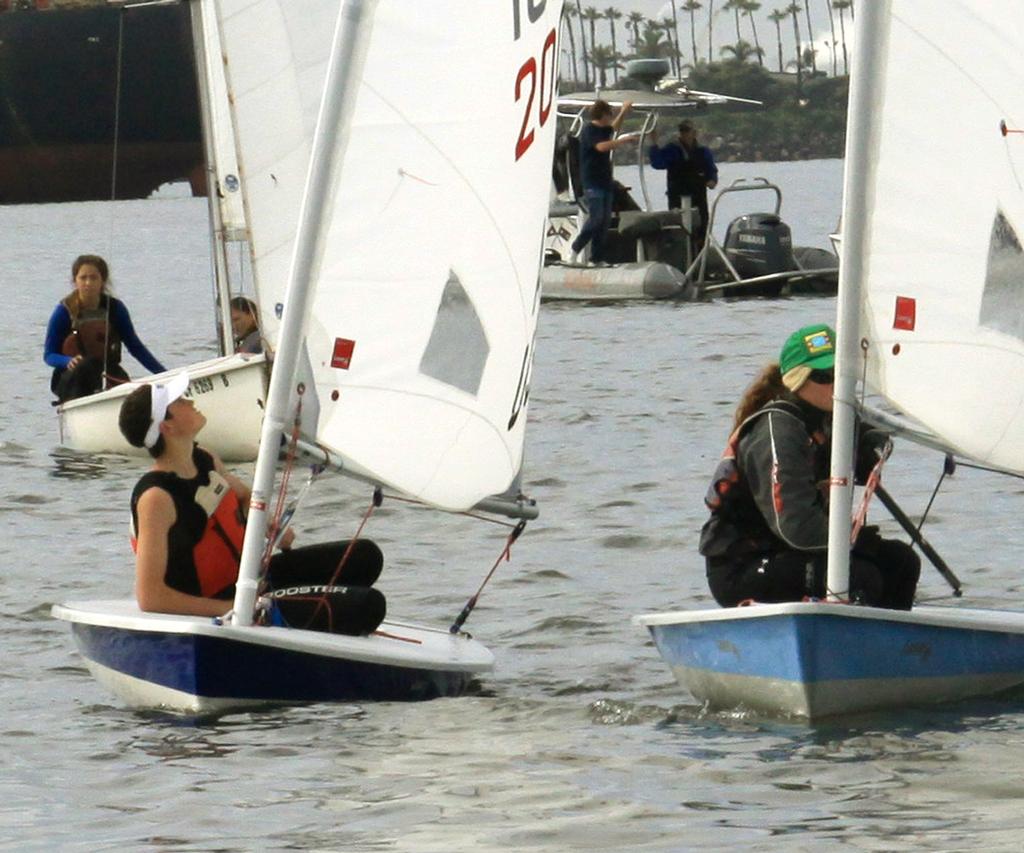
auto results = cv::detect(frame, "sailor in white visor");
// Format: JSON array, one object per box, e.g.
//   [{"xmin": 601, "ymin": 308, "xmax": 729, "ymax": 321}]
[
  {"xmin": 115, "ymin": 373, "xmax": 387, "ymax": 629},
  {"xmin": 141, "ymin": 371, "xmax": 191, "ymax": 450}
]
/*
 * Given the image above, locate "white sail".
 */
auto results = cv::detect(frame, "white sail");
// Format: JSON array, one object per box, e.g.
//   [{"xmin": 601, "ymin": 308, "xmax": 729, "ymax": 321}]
[
  {"xmin": 200, "ymin": 0, "xmax": 246, "ymax": 241},
  {"xmin": 217, "ymin": 0, "xmax": 560, "ymax": 510},
  {"xmin": 859, "ymin": 1, "xmax": 1024, "ymax": 473}
]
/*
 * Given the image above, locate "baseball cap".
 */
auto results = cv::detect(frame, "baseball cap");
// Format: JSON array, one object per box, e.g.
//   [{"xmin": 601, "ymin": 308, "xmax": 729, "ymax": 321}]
[{"xmin": 779, "ymin": 324, "xmax": 835, "ymax": 391}]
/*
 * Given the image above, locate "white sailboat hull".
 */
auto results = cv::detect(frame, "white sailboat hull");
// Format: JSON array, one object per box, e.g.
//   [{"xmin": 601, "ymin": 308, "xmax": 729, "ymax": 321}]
[
  {"xmin": 57, "ymin": 353, "xmax": 268, "ymax": 463},
  {"xmin": 635, "ymin": 602, "xmax": 1024, "ymax": 720},
  {"xmin": 52, "ymin": 599, "xmax": 494, "ymax": 714}
]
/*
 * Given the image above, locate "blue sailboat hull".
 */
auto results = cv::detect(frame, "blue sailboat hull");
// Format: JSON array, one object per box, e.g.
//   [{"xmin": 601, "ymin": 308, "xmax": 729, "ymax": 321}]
[
  {"xmin": 635, "ymin": 602, "xmax": 1024, "ymax": 719},
  {"xmin": 53, "ymin": 600, "xmax": 493, "ymax": 714}
]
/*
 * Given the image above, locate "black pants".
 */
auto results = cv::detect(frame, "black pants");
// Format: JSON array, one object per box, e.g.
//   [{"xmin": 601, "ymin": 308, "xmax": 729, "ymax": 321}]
[
  {"xmin": 706, "ymin": 539, "xmax": 921, "ymax": 610},
  {"xmin": 262, "ymin": 539, "xmax": 386, "ymax": 635},
  {"xmin": 52, "ymin": 357, "xmax": 129, "ymax": 402},
  {"xmin": 668, "ymin": 192, "xmax": 709, "ymax": 249},
  {"xmin": 265, "ymin": 539, "xmax": 383, "ymax": 589}
]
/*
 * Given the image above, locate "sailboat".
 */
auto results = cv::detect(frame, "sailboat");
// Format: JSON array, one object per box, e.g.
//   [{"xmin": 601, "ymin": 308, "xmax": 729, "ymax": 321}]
[
  {"xmin": 635, "ymin": 1, "xmax": 1024, "ymax": 719},
  {"xmin": 56, "ymin": 1, "xmax": 268, "ymax": 463},
  {"xmin": 51, "ymin": 0, "xmax": 560, "ymax": 713}
]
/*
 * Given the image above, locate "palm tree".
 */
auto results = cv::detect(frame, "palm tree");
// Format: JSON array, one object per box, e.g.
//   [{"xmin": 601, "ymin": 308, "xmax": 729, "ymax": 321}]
[
  {"xmin": 832, "ymin": 0, "xmax": 851, "ymax": 75},
  {"xmin": 604, "ymin": 7, "xmax": 622, "ymax": 82},
  {"xmin": 722, "ymin": 0, "xmax": 744, "ymax": 44},
  {"xmin": 583, "ymin": 5, "xmax": 604, "ymax": 84},
  {"xmin": 562, "ymin": 6, "xmax": 580, "ymax": 86},
  {"xmin": 588, "ymin": 44, "xmax": 620, "ymax": 88},
  {"xmin": 802, "ymin": 0, "xmax": 817, "ymax": 73},
  {"xmin": 575, "ymin": 0, "xmax": 590, "ymax": 87},
  {"xmin": 681, "ymin": 1, "xmax": 702, "ymax": 65},
  {"xmin": 706, "ymin": 0, "xmax": 715, "ymax": 65},
  {"xmin": 719, "ymin": 38, "xmax": 762, "ymax": 64},
  {"xmin": 627, "ymin": 10, "xmax": 645, "ymax": 54},
  {"xmin": 634, "ymin": 19, "xmax": 673, "ymax": 61},
  {"xmin": 786, "ymin": 1, "xmax": 803, "ymax": 94},
  {"xmin": 768, "ymin": 8, "xmax": 787, "ymax": 73},
  {"xmin": 823, "ymin": 0, "xmax": 837, "ymax": 75},
  {"xmin": 669, "ymin": 0, "xmax": 682, "ymax": 76},
  {"xmin": 660, "ymin": 17, "xmax": 680, "ymax": 76},
  {"xmin": 739, "ymin": 0, "xmax": 764, "ymax": 67}
]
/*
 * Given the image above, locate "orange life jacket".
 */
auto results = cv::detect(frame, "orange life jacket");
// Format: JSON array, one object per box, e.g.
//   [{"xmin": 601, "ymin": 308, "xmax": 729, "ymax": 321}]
[
  {"xmin": 192, "ymin": 473, "xmax": 247, "ymax": 597},
  {"xmin": 130, "ymin": 470, "xmax": 247, "ymax": 599}
]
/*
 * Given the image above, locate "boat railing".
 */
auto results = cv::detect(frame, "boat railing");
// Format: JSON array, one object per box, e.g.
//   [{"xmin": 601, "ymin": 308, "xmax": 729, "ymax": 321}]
[{"xmin": 686, "ymin": 177, "xmax": 838, "ymax": 295}]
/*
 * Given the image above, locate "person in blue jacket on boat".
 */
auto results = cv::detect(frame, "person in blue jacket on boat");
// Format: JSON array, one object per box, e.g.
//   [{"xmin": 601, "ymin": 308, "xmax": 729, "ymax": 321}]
[
  {"xmin": 117, "ymin": 375, "xmax": 386, "ymax": 633},
  {"xmin": 648, "ymin": 121, "xmax": 718, "ymax": 250},
  {"xmin": 43, "ymin": 254, "xmax": 166, "ymax": 402},
  {"xmin": 698, "ymin": 323, "xmax": 920, "ymax": 610},
  {"xmin": 569, "ymin": 98, "xmax": 635, "ymax": 265}
]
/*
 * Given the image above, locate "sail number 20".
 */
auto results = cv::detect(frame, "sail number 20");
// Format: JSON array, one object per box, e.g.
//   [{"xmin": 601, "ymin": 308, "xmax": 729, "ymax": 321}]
[{"xmin": 514, "ymin": 26, "xmax": 557, "ymax": 162}]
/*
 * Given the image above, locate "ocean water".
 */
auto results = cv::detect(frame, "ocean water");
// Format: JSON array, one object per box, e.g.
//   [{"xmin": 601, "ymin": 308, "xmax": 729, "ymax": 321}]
[{"xmin": 5, "ymin": 159, "xmax": 1024, "ymax": 851}]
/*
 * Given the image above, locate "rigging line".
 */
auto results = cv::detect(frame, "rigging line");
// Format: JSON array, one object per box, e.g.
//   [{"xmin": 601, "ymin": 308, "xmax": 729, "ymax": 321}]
[
  {"xmin": 259, "ymin": 389, "xmax": 305, "ymax": 584},
  {"xmin": 952, "ymin": 459, "xmax": 1024, "ymax": 481},
  {"xmin": 375, "ymin": 491, "xmax": 520, "ymax": 529},
  {"xmin": 915, "ymin": 455, "xmax": 954, "ymax": 536},
  {"xmin": 305, "ymin": 486, "xmax": 384, "ymax": 627},
  {"xmin": 448, "ymin": 519, "xmax": 527, "ymax": 635},
  {"xmin": 109, "ymin": 8, "xmax": 126, "ymax": 211}
]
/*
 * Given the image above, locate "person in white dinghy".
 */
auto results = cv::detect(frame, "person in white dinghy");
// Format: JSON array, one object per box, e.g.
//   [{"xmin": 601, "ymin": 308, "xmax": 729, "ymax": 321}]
[
  {"xmin": 43, "ymin": 254, "xmax": 166, "ymax": 403},
  {"xmin": 117, "ymin": 373, "xmax": 386, "ymax": 634}
]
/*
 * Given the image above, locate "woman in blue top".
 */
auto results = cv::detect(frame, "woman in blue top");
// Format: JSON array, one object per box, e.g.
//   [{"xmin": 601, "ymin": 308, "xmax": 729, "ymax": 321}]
[{"xmin": 44, "ymin": 254, "xmax": 166, "ymax": 402}]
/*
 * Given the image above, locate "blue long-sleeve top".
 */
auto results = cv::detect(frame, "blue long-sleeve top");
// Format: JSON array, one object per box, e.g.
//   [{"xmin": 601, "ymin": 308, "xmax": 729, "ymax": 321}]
[
  {"xmin": 44, "ymin": 297, "xmax": 166, "ymax": 373},
  {"xmin": 647, "ymin": 142, "xmax": 719, "ymax": 184}
]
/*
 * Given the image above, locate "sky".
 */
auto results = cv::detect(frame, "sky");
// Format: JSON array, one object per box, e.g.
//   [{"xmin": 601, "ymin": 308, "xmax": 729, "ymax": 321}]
[{"xmin": 566, "ymin": 0, "xmax": 857, "ymax": 76}]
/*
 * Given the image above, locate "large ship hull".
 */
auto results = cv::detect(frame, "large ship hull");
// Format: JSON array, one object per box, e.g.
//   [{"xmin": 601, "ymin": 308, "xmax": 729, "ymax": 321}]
[{"xmin": 0, "ymin": 2, "xmax": 202, "ymax": 203}]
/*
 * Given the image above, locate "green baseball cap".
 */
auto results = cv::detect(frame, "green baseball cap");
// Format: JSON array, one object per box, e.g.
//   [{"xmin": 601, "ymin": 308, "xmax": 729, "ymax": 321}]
[{"xmin": 779, "ymin": 324, "xmax": 836, "ymax": 374}]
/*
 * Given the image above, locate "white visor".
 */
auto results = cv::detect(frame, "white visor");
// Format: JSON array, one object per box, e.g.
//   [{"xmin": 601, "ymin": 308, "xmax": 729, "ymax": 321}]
[{"xmin": 143, "ymin": 372, "xmax": 191, "ymax": 448}]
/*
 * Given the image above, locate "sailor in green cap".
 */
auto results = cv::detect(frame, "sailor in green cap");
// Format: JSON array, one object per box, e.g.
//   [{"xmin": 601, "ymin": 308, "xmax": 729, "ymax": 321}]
[{"xmin": 698, "ymin": 324, "xmax": 920, "ymax": 609}]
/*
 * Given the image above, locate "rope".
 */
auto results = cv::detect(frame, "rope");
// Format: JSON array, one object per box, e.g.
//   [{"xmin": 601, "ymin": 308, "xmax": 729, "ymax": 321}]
[
  {"xmin": 109, "ymin": 9, "xmax": 125, "ymax": 206},
  {"xmin": 915, "ymin": 456, "xmax": 953, "ymax": 535},
  {"xmin": 259, "ymin": 388, "xmax": 304, "ymax": 580},
  {"xmin": 300, "ymin": 487, "xmax": 384, "ymax": 629},
  {"xmin": 375, "ymin": 491, "xmax": 520, "ymax": 530},
  {"xmin": 449, "ymin": 520, "xmax": 527, "ymax": 635}
]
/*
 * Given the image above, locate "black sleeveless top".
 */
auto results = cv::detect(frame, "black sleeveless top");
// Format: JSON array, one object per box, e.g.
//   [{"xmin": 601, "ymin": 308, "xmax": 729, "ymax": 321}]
[{"xmin": 130, "ymin": 446, "xmax": 232, "ymax": 598}]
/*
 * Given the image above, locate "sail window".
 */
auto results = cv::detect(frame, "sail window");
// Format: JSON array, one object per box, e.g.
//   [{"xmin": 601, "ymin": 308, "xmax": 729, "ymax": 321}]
[
  {"xmin": 419, "ymin": 271, "xmax": 489, "ymax": 395},
  {"xmin": 979, "ymin": 210, "xmax": 1024, "ymax": 340}
]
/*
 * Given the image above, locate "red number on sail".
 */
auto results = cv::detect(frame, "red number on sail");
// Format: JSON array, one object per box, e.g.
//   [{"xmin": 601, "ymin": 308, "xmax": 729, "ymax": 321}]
[{"xmin": 514, "ymin": 57, "xmax": 537, "ymax": 161}]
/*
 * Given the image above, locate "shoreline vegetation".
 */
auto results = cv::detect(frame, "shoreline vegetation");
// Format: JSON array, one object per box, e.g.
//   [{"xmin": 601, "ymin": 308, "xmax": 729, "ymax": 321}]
[
  {"xmin": 683, "ymin": 63, "xmax": 848, "ymax": 162},
  {"xmin": 559, "ymin": 1, "xmax": 853, "ymax": 162},
  {"xmin": 560, "ymin": 62, "xmax": 849, "ymax": 164}
]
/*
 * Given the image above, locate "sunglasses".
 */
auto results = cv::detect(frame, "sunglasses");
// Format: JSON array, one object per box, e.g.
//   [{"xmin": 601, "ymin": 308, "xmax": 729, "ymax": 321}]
[{"xmin": 808, "ymin": 368, "xmax": 835, "ymax": 384}]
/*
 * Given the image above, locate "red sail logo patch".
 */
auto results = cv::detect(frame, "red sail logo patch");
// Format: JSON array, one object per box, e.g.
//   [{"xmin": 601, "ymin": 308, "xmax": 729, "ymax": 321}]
[
  {"xmin": 893, "ymin": 296, "xmax": 916, "ymax": 331},
  {"xmin": 331, "ymin": 338, "xmax": 355, "ymax": 369}
]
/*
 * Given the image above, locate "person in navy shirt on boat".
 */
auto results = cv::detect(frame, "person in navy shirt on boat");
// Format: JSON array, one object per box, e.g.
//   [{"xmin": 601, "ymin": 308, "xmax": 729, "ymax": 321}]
[
  {"xmin": 118, "ymin": 375, "xmax": 386, "ymax": 634},
  {"xmin": 569, "ymin": 98, "xmax": 635, "ymax": 265},
  {"xmin": 698, "ymin": 323, "xmax": 920, "ymax": 610},
  {"xmin": 43, "ymin": 254, "xmax": 166, "ymax": 402},
  {"xmin": 648, "ymin": 121, "xmax": 718, "ymax": 249}
]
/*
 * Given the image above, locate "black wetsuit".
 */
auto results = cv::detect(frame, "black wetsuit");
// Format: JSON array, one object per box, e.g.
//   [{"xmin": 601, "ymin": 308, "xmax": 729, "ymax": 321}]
[{"xmin": 699, "ymin": 398, "xmax": 920, "ymax": 609}]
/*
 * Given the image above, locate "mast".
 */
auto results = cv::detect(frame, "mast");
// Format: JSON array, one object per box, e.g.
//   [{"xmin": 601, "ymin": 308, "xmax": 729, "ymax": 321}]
[
  {"xmin": 826, "ymin": 0, "xmax": 891, "ymax": 600},
  {"xmin": 231, "ymin": 0, "xmax": 377, "ymax": 626},
  {"xmin": 190, "ymin": 0, "xmax": 234, "ymax": 356}
]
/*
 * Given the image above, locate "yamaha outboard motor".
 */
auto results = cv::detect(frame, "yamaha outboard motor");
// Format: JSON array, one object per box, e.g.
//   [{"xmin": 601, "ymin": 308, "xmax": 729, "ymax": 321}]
[{"xmin": 723, "ymin": 213, "xmax": 795, "ymax": 279}]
